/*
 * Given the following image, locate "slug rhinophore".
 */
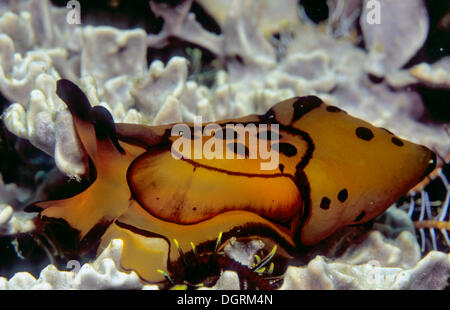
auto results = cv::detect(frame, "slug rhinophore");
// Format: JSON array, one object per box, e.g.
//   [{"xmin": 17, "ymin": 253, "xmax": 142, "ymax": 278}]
[{"xmin": 30, "ymin": 79, "xmax": 436, "ymax": 283}]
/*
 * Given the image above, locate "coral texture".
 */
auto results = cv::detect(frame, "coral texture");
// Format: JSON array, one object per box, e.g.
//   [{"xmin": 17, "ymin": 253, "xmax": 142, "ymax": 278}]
[
  {"xmin": 1, "ymin": 208, "xmax": 448, "ymax": 290},
  {"xmin": 0, "ymin": 239, "xmax": 147, "ymax": 290},
  {"xmin": 280, "ymin": 249, "xmax": 449, "ymax": 290},
  {"xmin": 0, "ymin": 175, "xmax": 33, "ymax": 235}
]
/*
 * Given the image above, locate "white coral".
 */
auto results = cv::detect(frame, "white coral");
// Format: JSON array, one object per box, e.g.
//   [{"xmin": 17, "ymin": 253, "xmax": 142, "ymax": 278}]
[
  {"xmin": 0, "ymin": 204, "xmax": 35, "ymax": 235},
  {"xmin": 0, "ymin": 239, "xmax": 148, "ymax": 290},
  {"xmin": 277, "ymin": 207, "xmax": 450, "ymax": 289},
  {"xmin": 280, "ymin": 250, "xmax": 450, "ymax": 290},
  {"xmin": 410, "ymin": 56, "xmax": 450, "ymax": 89},
  {"xmin": 0, "ymin": 174, "xmax": 34, "ymax": 235}
]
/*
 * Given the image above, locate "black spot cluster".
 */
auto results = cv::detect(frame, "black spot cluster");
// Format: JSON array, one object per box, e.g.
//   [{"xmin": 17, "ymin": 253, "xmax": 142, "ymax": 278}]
[
  {"xmin": 356, "ymin": 125, "xmax": 405, "ymax": 148},
  {"xmin": 319, "ymin": 188, "xmax": 365, "ymax": 223},
  {"xmin": 380, "ymin": 127, "xmax": 405, "ymax": 147},
  {"xmin": 320, "ymin": 188, "xmax": 348, "ymax": 210}
]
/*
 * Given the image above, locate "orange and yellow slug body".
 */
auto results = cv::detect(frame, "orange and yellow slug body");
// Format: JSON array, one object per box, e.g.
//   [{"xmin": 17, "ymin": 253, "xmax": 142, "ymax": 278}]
[{"xmin": 31, "ymin": 79, "xmax": 436, "ymax": 283}]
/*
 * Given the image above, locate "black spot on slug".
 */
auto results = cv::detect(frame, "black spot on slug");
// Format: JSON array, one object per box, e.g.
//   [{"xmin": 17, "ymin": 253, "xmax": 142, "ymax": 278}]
[
  {"xmin": 355, "ymin": 127, "xmax": 374, "ymax": 141},
  {"xmin": 338, "ymin": 189, "xmax": 348, "ymax": 202},
  {"xmin": 279, "ymin": 164, "xmax": 285, "ymax": 173},
  {"xmin": 292, "ymin": 96, "xmax": 323, "ymax": 122},
  {"xmin": 272, "ymin": 143, "xmax": 298, "ymax": 157},
  {"xmin": 320, "ymin": 197, "xmax": 331, "ymax": 210},
  {"xmin": 326, "ymin": 105, "xmax": 342, "ymax": 112},
  {"xmin": 354, "ymin": 211, "xmax": 365, "ymax": 222},
  {"xmin": 391, "ymin": 137, "xmax": 404, "ymax": 147}
]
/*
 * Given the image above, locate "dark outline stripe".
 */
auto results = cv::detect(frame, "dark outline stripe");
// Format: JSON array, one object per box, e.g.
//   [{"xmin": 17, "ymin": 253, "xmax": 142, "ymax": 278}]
[
  {"xmin": 115, "ymin": 217, "xmax": 298, "ymax": 284},
  {"xmin": 354, "ymin": 211, "xmax": 366, "ymax": 222},
  {"xmin": 126, "ymin": 126, "xmax": 315, "ymax": 231},
  {"xmin": 123, "ymin": 98, "xmax": 318, "ymax": 249},
  {"xmin": 291, "ymin": 96, "xmax": 323, "ymax": 122}
]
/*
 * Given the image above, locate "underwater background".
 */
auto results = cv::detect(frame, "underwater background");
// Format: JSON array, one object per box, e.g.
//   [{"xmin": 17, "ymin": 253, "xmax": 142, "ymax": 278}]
[{"xmin": 0, "ymin": 0, "xmax": 449, "ymax": 289}]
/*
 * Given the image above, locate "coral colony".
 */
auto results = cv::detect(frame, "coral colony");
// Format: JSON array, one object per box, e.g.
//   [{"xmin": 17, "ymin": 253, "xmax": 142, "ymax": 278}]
[{"xmin": 0, "ymin": 0, "xmax": 449, "ymax": 289}]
